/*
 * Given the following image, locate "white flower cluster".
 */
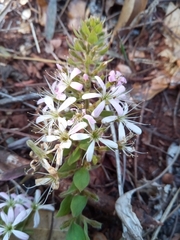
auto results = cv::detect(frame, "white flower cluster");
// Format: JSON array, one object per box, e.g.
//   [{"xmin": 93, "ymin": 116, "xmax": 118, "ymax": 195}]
[
  {"xmin": 34, "ymin": 65, "xmax": 142, "ymax": 166},
  {"xmin": 0, "ymin": 190, "xmax": 54, "ymax": 240}
]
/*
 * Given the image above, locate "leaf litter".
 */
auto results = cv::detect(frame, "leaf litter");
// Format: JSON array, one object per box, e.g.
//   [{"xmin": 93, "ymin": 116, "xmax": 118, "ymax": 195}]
[{"xmin": 0, "ymin": 0, "xmax": 180, "ymax": 239}]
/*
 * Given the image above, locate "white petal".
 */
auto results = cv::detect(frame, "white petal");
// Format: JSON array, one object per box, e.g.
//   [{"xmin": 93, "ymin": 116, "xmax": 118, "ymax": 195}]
[
  {"xmin": 38, "ymin": 204, "xmax": 54, "ymax": 211},
  {"xmin": 34, "ymin": 189, "xmax": 41, "ymax": 203},
  {"xmin": 43, "ymin": 96, "xmax": 55, "ymax": 111},
  {"xmin": 86, "ymin": 141, "xmax": 95, "ymax": 162},
  {"xmin": 101, "ymin": 115, "xmax": 117, "ymax": 124},
  {"xmin": 3, "ymin": 233, "xmax": 10, "ymax": 240},
  {"xmin": 12, "ymin": 230, "xmax": 29, "ymax": 240},
  {"xmin": 42, "ymin": 135, "xmax": 59, "ymax": 142},
  {"xmin": 58, "ymin": 117, "xmax": 67, "ymax": 131},
  {"xmin": 0, "ymin": 203, "xmax": 7, "ymax": 208},
  {"xmin": 70, "ymin": 81, "xmax": 83, "ymax": 91},
  {"xmin": 70, "ymin": 68, "xmax": 81, "ymax": 79},
  {"xmin": 111, "ymin": 85, "xmax": 125, "ymax": 98},
  {"xmin": 69, "ymin": 122, "xmax": 87, "ymax": 135},
  {"xmin": 36, "ymin": 115, "xmax": 52, "ymax": 124},
  {"xmin": 125, "ymin": 121, "xmax": 142, "ymax": 135},
  {"xmin": 60, "ymin": 139, "xmax": 72, "ymax": 149},
  {"xmin": 58, "ymin": 97, "xmax": 76, "ymax": 112},
  {"xmin": 83, "ymin": 115, "xmax": 96, "ymax": 129},
  {"xmin": 0, "ymin": 192, "xmax": 9, "ymax": 200},
  {"xmin": 118, "ymin": 122, "xmax": 125, "ymax": 141},
  {"xmin": 7, "ymin": 207, "xmax": 14, "ymax": 223},
  {"xmin": 94, "ymin": 76, "xmax": 106, "ymax": 94},
  {"xmin": 1, "ymin": 211, "xmax": 8, "ymax": 224},
  {"xmin": 99, "ymin": 138, "xmax": 118, "ymax": 149},
  {"xmin": 13, "ymin": 211, "xmax": 27, "ymax": 226},
  {"xmin": 109, "ymin": 99, "xmax": 123, "ymax": 115},
  {"xmin": 33, "ymin": 211, "xmax": 40, "ymax": 228},
  {"xmin": 92, "ymin": 101, "xmax": 105, "ymax": 118},
  {"xmin": 82, "ymin": 93, "xmax": 101, "ymax": 99},
  {"xmin": 0, "ymin": 227, "xmax": 5, "ymax": 234},
  {"xmin": 70, "ymin": 133, "xmax": 90, "ymax": 141}
]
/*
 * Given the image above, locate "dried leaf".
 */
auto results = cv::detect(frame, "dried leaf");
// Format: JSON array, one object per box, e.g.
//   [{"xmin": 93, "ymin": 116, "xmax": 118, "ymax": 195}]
[
  {"xmin": 68, "ymin": 0, "xmax": 86, "ymax": 31},
  {"xmin": 164, "ymin": 2, "xmax": 180, "ymax": 51},
  {"xmin": 131, "ymin": 72, "xmax": 170, "ymax": 101},
  {"xmin": 115, "ymin": 190, "xmax": 143, "ymax": 240},
  {"xmin": 116, "ymin": 63, "xmax": 132, "ymax": 76},
  {"xmin": 110, "ymin": 0, "xmax": 148, "ymax": 43}
]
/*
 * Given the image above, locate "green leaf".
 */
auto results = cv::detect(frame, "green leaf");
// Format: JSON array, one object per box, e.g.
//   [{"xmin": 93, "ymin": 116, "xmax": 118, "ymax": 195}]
[
  {"xmin": 67, "ymin": 147, "xmax": 81, "ymax": 165},
  {"xmin": 79, "ymin": 139, "xmax": 90, "ymax": 151},
  {"xmin": 56, "ymin": 195, "xmax": 72, "ymax": 217},
  {"xmin": 26, "ymin": 140, "xmax": 46, "ymax": 159},
  {"xmin": 58, "ymin": 160, "xmax": 76, "ymax": 173},
  {"xmin": 94, "ymin": 23, "xmax": 103, "ymax": 34},
  {"xmin": 71, "ymin": 195, "xmax": 88, "ymax": 217},
  {"xmin": 83, "ymin": 216, "xmax": 102, "ymax": 229},
  {"xmin": 60, "ymin": 218, "xmax": 73, "ymax": 230},
  {"xmin": 74, "ymin": 39, "xmax": 84, "ymax": 52},
  {"xmin": 73, "ymin": 168, "xmax": 90, "ymax": 192},
  {"xmin": 66, "ymin": 223, "xmax": 86, "ymax": 240},
  {"xmin": 83, "ymin": 221, "xmax": 90, "ymax": 240},
  {"xmin": 81, "ymin": 22, "xmax": 90, "ymax": 36},
  {"xmin": 87, "ymin": 31, "xmax": 98, "ymax": 44},
  {"xmin": 83, "ymin": 189, "xmax": 99, "ymax": 201},
  {"xmin": 60, "ymin": 183, "xmax": 78, "ymax": 198}
]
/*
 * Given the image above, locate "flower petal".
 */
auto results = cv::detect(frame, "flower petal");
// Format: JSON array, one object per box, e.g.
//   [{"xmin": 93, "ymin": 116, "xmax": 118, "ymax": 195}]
[
  {"xmin": 43, "ymin": 96, "xmax": 55, "ymax": 111},
  {"xmin": 109, "ymin": 99, "xmax": 123, "ymax": 115},
  {"xmin": 92, "ymin": 100, "xmax": 105, "ymax": 118},
  {"xmin": 82, "ymin": 93, "xmax": 101, "ymax": 99},
  {"xmin": 41, "ymin": 135, "xmax": 59, "ymax": 142},
  {"xmin": 13, "ymin": 211, "xmax": 27, "ymax": 226},
  {"xmin": 58, "ymin": 97, "xmax": 76, "ymax": 112},
  {"xmin": 7, "ymin": 207, "xmax": 14, "ymax": 223},
  {"xmin": 101, "ymin": 115, "xmax": 117, "ymax": 124},
  {"xmin": 83, "ymin": 115, "xmax": 96, "ymax": 129},
  {"xmin": 3, "ymin": 232, "xmax": 10, "ymax": 240},
  {"xmin": 60, "ymin": 139, "xmax": 72, "ymax": 149},
  {"xmin": 69, "ymin": 122, "xmax": 87, "ymax": 135},
  {"xmin": 38, "ymin": 204, "xmax": 54, "ymax": 211},
  {"xmin": 118, "ymin": 122, "xmax": 126, "ymax": 141},
  {"xmin": 70, "ymin": 68, "xmax": 81, "ymax": 80},
  {"xmin": 125, "ymin": 121, "xmax": 142, "ymax": 135},
  {"xmin": 70, "ymin": 133, "xmax": 90, "ymax": 141},
  {"xmin": 1, "ymin": 211, "xmax": 8, "ymax": 224},
  {"xmin": 99, "ymin": 138, "xmax": 118, "ymax": 149},
  {"xmin": 0, "ymin": 192, "xmax": 9, "ymax": 200},
  {"xmin": 36, "ymin": 115, "xmax": 52, "ymax": 124},
  {"xmin": 94, "ymin": 76, "xmax": 106, "ymax": 94},
  {"xmin": 33, "ymin": 211, "xmax": 40, "ymax": 228},
  {"xmin": 34, "ymin": 190, "xmax": 41, "ymax": 203},
  {"xmin": 12, "ymin": 230, "xmax": 29, "ymax": 240},
  {"xmin": 70, "ymin": 81, "xmax": 83, "ymax": 91},
  {"xmin": 86, "ymin": 141, "xmax": 95, "ymax": 162}
]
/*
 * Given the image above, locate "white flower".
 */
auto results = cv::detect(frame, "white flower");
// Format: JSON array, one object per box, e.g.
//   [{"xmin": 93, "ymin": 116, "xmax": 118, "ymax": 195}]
[
  {"xmin": 102, "ymin": 103, "xmax": 142, "ymax": 141},
  {"xmin": 70, "ymin": 124, "xmax": 118, "ymax": 162},
  {"xmin": 82, "ymin": 76, "xmax": 126, "ymax": 117},
  {"xmin": 28, "ymin": 189, "xmax": 54, "ymax": 228},
  {"xmin": 41, "ymin": 117, "xmax": 88, "ymax": 149},
  {"xmin": 0, "ymin": 193, "xmax": 32, "ymax": 216},
  {"xmin": 56, "ymin": 65, "xmax": 83, "ymax": 92},
  {"xmin": 0, "ymin": 207, "xmax": 30, "ymax": 240},
  {"xmin": 36, "ymin": 96, "xmax": 76, "ymax": 124}
]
